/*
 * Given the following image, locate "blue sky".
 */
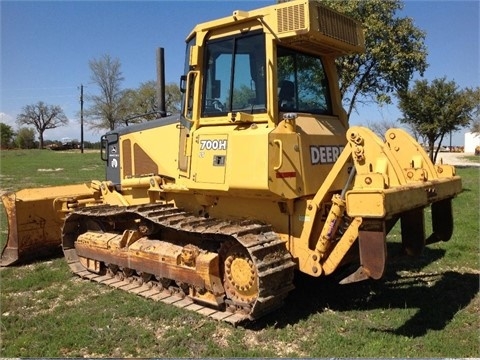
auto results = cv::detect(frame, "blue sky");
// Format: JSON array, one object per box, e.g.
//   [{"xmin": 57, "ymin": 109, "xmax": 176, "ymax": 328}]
[{"xmin": 1, "ymin": 0, "xmax": 478, "ymax": 145}]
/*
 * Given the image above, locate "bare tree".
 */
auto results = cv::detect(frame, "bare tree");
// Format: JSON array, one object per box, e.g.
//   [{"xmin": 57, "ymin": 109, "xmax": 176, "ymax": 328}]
[
  {"xmin": 86, "ymin": 54, "xmax": 125, "ymax": 131},
  {"xmin": 16, "ymin": 101, "xmax": 68, "ymax": 149},
  {"xmin": 368, "ymin": 118, "xmax": 399, "ymax": 139}
]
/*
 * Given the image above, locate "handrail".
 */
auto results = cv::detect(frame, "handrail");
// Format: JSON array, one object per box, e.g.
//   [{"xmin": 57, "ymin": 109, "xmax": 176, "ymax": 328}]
[{"xmin": 182, "ymin": 70, "xmax": 199, "ymax": 123}]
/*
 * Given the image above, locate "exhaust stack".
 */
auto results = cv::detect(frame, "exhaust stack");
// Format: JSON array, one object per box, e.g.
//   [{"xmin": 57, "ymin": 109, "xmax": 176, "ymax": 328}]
[{"xmin": 156, "ymin": 47, "xmax": 167, "ymax": 117}]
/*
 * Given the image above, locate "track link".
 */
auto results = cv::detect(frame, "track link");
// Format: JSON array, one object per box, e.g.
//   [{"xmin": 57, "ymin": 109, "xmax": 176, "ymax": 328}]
[{"xmin": 62, "ymin": 203, "xmax": 295, "ymax": 324}]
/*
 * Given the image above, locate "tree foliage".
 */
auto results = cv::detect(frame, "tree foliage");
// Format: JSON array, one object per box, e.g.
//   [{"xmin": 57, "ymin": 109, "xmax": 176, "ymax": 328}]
[
  {"xmin": 15, "ymin": 127, "xmax": 36, "ymax": 149},
  {"xmin": 165, "ymin": 82, "xmax": 182, "ymax": 114},
  {"xmin": 16, "ymin": 101, "xmax": 68, "ymax": 149},
  {"xmin": 86, "ymin": 54, "xmax": 125, "ymax": 131},
  {"xmin": 471, "ymin": 119, "xmax": 480, "ymax": 134},
  {"xmin": 397, "ymin": 78, "xmax": 477, "ymax": 162},
  {"xmin": 118, "ymin": 81, "xmax": 182, "ymax": 126},
  {"xmin": 1, "ymin": 122, "xmax": 15, "ymax": 149},
  {"xmin": 468, "ymin": 88, "xmax": 480, "ymax": 134},
  {"xmin": 315, "ymin": 0, "xmax": 428, "ymax": 119}
]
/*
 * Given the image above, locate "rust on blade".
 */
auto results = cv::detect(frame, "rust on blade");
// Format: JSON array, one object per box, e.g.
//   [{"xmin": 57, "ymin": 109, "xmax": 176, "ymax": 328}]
[
  {"xmin": 358, "ymin": 225, "xmax": 386, "ymax": 280},
  {"xmin": 1, "ymin": 193, "xmax": 20, "ymax": 266},
  {"xmin": 340, "ymin": 221, "xmax": 386, "ymax": 284},
  {"xmin": 1, "ymin": 184, "xmax": 100, "ymax": 266}
]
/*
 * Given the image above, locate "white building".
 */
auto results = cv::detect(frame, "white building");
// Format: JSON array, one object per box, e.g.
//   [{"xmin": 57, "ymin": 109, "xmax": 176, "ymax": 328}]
[{"xmin": 464, "ymin": 132, "xmax": 480, "ymax": 153}]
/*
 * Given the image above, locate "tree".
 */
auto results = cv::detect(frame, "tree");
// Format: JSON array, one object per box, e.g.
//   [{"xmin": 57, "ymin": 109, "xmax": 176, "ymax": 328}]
[
  {"xmin": 86, "ymin": 54, "xmax": 125, "ymax": 131},
  {"xmin": 471, "ymin": 119, "xmax": 480, "ymax": 134},
  {"xmin": 15, "ymin": 127, "xmax": 36, "ymax": 149},
  {"xmin": 165, "ymin": 82, "xmax": 182, "ymax": 114},
  {"xmin": 117, "ymin": 88, "xmax": 143, "ymax": 126},
  {"xmin": 0, "ymin": 122, "xmax": 15, "ymax": 149},
  {"xmin": 292, "ymin": 0, "xmax": 428, "ymax": 119},
  {"xmin": 118, "ymin": 81, "xmax": 161, "ymax": 125},
  {"xmin": 16, "ymin": 101, "xmax": 68, "ymax": 149},
  {"xmin": 118, "ymin": 81, "xmax": 182, "ymax": 125},
  {"xmin": 367, "ymin": 118, "xmax": 399, "ymax": 139},
  {"xmin": 397, "ymin": 78, "xmax": 476, "ymax": 162},
  {"xmin": 468, "ymin": 88, "xmax": 480, "ymax": 134}
]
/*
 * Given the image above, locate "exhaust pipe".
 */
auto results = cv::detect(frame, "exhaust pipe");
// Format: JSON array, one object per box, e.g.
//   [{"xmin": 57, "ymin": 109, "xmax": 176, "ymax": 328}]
[{"xmin": 156, "ymin": 47, "xmax": 167, "ymax": 117}]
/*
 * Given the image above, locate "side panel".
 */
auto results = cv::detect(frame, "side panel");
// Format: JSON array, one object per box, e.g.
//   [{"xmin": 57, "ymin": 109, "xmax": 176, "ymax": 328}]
[
  {"xmin": 185, "ymin": 115, "xmax": 350, "ymax": 198},
  {"xmin": 267, "ymin": 115, "xmax": 350, "ymax": 199},
  {"xmin": 186, "ymin": 125, "xmax": 272, "ymax": 194},
  {"xmin": 118, "ymin": 122, "xmax": 181, "ymax": 181},
  {"xmin": 193, "ymin": 134, "xmax": 228, "ymax": 184},
  {"xmin": 295, "ymin": 116, "xmax": 350, "ymax": 195}
]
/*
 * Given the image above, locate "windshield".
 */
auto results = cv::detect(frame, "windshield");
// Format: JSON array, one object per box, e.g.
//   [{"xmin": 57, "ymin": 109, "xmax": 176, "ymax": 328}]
[
  {"xmin": 202, "ymin": 32, "xmax": 266, "ymax": 117},
  {"xmin": 277, "ymin": 46, "xmax": 332, "ymax": 115}
]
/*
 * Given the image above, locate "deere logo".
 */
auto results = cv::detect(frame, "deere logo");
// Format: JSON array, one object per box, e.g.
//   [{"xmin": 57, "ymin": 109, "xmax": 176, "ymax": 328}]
[{"xmin": 310, "ymin": 145, "xmax": 344, "ymax": 165}]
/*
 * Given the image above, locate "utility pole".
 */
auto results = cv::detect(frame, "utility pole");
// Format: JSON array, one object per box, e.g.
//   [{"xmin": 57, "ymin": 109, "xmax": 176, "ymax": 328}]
[{"xmin": 80, "ymin": 84, "xmax": 84, "ymax": 153}]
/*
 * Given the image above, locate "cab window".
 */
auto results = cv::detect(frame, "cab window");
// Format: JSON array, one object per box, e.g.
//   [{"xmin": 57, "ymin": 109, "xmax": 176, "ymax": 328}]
[
  {"xmin": 203, "ymin": 32, "xmax": 266, "ymax": 117},
  {"xmin": 277, "ymin": 46, "xmax": 332, "ymax": 115}
]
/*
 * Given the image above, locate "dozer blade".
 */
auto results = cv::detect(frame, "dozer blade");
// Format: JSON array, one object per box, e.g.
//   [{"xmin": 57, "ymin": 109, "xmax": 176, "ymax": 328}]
[{"xmin": 1, "ymin": 184, "xmax": 99, "ymax": 266}]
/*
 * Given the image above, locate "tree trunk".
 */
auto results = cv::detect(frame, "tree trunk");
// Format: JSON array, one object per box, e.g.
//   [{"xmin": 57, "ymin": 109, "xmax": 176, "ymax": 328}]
[
  {"xmin": 38, "ymin": 132, "xmax": 44, "ymax": 149},
  {"xmin": 428, "ymin": 137, "xmax": 435, "ymax": 163},
  {"xmin": 433, "ymin": 132, "xmax": 446, "ymax": 164}
]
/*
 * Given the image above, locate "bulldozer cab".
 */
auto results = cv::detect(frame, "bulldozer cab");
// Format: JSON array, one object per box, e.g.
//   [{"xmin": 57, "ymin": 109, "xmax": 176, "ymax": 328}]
[
  {"xmin": 175, "ymin": 0, "xmax": 365, "ymax": 198},
  {"xmin": 190, "ymin": 31, "xmax": 334, "ymax": 122},
  {"xmin": 181, "ymin": 0, "xmax": 364, "ymax": 132}
]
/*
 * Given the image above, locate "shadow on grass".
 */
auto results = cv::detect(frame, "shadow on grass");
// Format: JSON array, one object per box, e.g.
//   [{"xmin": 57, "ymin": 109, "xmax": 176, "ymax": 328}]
[
  {"xmin": 247, "ymin": 246, "xmax": 479, "ymax": 338},
  {"xmin": 5, "ymin": 235, "xmax": 477, "ymax": 338},
  {"xmin": 375, "ymin": 271, "xmax": 479, "ymax": 337}
]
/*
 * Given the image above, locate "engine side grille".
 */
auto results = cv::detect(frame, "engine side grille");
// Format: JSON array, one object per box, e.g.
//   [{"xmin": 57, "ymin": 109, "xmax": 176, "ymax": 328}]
[
  {"xmin": 122, "ymin": 139, "xmax": 132, "ymax": 177},
  {"xmin": 133, "ymin": 143, "xmax": 158, "ymax": 176}
]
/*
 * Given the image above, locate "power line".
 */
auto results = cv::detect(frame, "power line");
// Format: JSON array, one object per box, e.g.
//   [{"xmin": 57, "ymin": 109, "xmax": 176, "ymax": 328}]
[{"xmin": 0, "ymin": 86, "xmax": 78, "ymax": 92}]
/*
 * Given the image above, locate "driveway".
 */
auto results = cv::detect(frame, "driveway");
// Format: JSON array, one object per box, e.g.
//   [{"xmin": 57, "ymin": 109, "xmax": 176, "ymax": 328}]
[{"xmin": 435, "ymin": 152, "xmax": 480, "ymax": 167}]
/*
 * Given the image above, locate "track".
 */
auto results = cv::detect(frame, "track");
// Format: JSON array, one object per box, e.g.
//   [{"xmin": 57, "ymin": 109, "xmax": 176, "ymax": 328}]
[{"xmin": 62, "ymin": 203, "xmax": 295, "ymax": 324}]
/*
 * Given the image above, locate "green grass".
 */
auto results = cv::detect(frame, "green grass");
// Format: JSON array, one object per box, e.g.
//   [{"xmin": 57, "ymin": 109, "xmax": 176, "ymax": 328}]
[
  {"xmin": 0, "ymin": 149, "xmax": 105, "ymax": 191},
  {"xmin": 463, "ymin": 155, "xmax": 480, "ymax": 164},
  {"xmin": 0, "ymin": 150, "xmax": 478, "ymax": 358}
]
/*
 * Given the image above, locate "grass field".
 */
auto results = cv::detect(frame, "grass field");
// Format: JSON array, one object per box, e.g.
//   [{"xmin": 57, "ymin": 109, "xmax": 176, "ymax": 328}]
[{"xmin": 0, "ymin": 149, "xmax": 479, "ymax": 358}]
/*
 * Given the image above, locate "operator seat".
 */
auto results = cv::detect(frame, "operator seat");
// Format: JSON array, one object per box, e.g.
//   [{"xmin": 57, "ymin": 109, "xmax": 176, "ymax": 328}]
[{"xmin": 278, "ymin": 80, "xmax": 295, "ymax": 111}]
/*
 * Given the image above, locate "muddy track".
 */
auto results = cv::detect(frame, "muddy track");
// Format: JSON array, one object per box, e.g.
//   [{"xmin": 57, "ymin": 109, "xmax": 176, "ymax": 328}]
[{"xmin": 62, "ymin": 203, "xmax": 295, "ymax": 324}]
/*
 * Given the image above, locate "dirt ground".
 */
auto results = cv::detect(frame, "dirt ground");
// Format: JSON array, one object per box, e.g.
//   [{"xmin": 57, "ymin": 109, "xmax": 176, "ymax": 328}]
[{"xmin": 435, "ymin": 152, "xmax": 480, "ymax": 167}]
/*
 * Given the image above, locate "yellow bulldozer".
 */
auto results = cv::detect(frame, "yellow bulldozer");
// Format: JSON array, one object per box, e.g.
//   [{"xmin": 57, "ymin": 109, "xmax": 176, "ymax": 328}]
[{"xmin": 1, "ymin": 0, "xmax": 462, "ymax": 323}]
